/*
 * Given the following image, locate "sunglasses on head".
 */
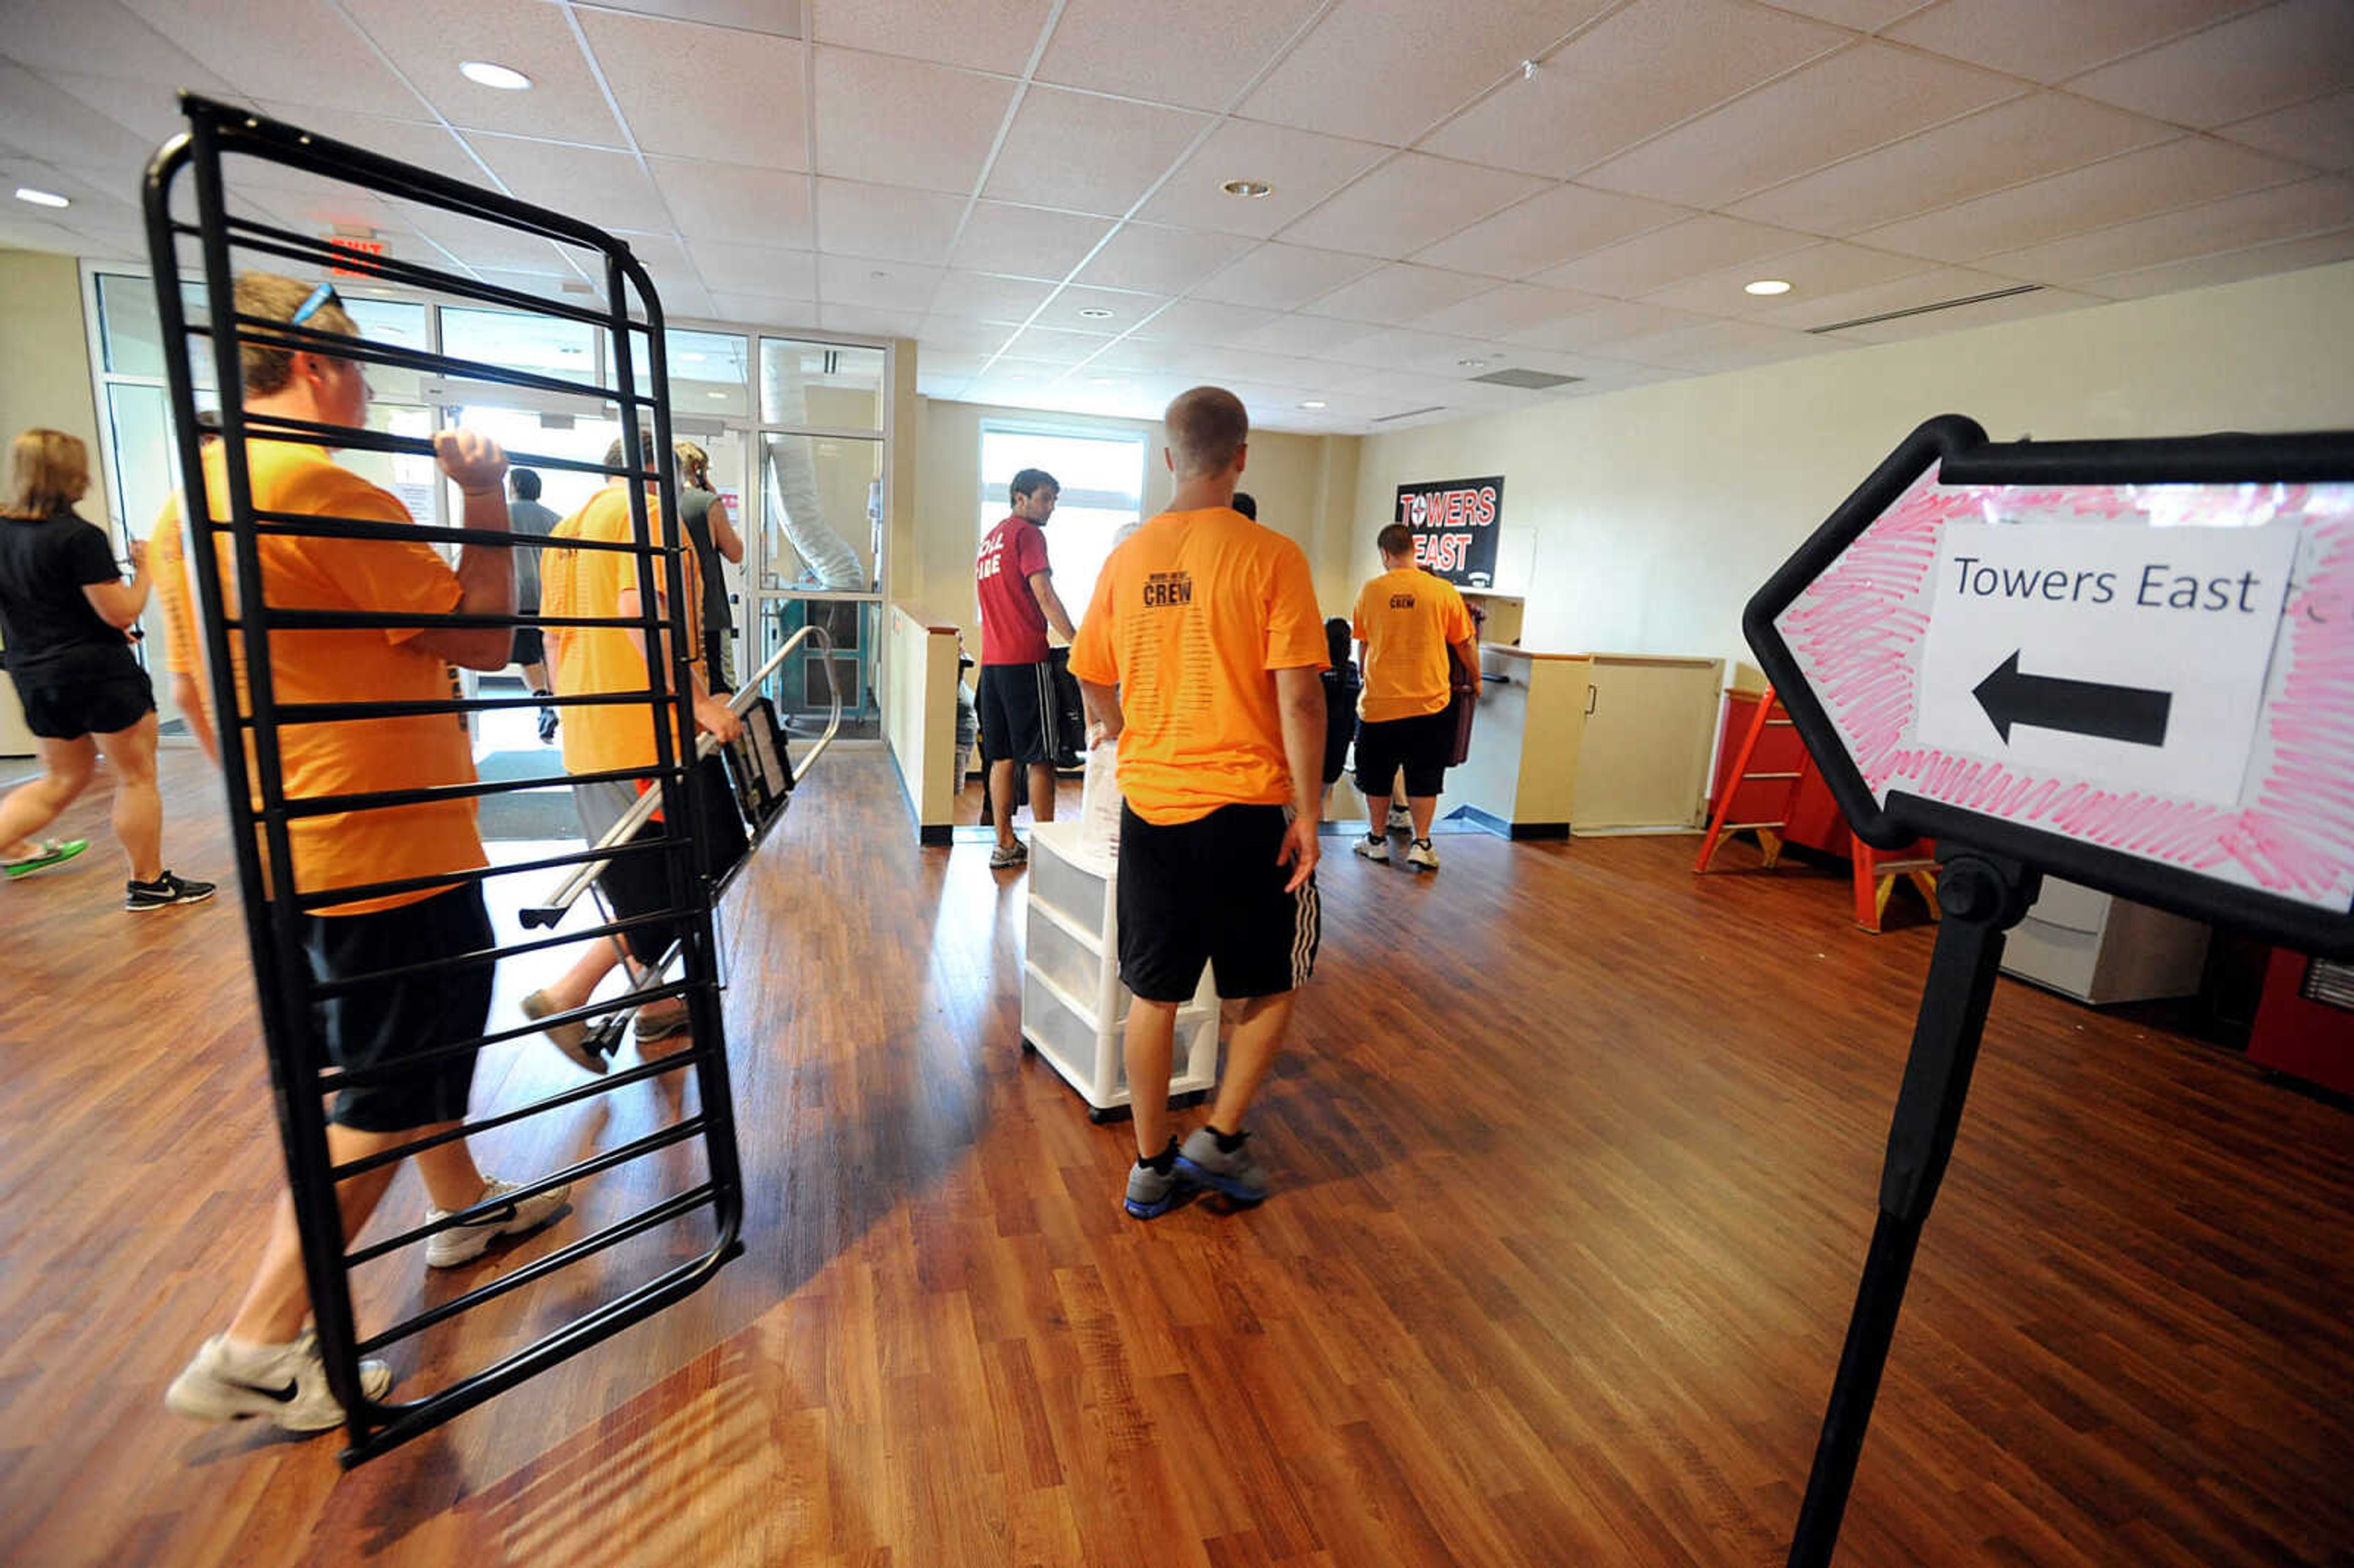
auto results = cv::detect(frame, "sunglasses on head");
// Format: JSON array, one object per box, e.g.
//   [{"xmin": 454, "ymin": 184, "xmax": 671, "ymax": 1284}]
[{"xmin": 289, "ymin": 281, "xmax": 341, "ymax": 327}]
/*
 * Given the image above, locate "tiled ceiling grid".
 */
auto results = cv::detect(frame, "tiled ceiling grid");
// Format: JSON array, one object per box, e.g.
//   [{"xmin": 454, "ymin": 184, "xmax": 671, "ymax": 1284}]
[{"xmin": 1, "ymin": 0, "xmax": 2349, "ymax": 433}]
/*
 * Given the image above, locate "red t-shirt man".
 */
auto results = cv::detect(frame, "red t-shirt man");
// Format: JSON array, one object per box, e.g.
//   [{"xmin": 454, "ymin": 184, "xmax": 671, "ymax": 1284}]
[{"xmin": 973, "ymin": 467, "xmax": 1078, "ymax": 867}]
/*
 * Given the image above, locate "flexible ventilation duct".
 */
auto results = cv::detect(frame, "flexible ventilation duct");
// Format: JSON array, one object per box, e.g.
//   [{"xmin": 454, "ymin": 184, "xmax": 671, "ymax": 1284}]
[{"xmin": 760, "ymin": 346, "xmax": 865, "ymax": 592}]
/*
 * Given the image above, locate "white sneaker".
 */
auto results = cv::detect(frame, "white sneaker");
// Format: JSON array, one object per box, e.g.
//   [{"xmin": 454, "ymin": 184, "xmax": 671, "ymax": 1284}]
[
  {"xmin": 1352, "ymin": 833, "xmax": 1390, "ymax": 863},
  {"xmin": 1405, "ymin": 838, "xmax": 1440, "ymax": 870},
  {"xmin": 1387, "ymin": 804, "xmax": 1412, "ymax": 834},
  {"xmin": 424, "ymin": 1176, "xmax": 571, "ymax": 1268},
  {"xmin": 165, "ymin": 1329, "xmax": 392, "ymax": 1433}
]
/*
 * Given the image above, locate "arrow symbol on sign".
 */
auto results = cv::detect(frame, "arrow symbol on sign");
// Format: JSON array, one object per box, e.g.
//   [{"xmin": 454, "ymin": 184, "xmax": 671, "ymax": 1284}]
[{"xmin": 1972, "ymin": 650, "xmax": 2173, "ymax": 748}]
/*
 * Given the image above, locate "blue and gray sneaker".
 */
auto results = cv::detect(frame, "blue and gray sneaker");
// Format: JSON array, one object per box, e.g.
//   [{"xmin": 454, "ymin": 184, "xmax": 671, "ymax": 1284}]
[
  {"xmin": 1124, "ymin": 1149, "xmax": 1182, "ymax": 1219},
  {"xmin": 1176, "ymin": 1126, "xmax": 1269, "ymax": 1204}
]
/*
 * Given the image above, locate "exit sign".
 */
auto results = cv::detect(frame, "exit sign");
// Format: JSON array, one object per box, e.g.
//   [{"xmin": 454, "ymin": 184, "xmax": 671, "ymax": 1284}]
[{"xmin": 324, "ymin": 236, "xmax": 384, "ymax": 276}]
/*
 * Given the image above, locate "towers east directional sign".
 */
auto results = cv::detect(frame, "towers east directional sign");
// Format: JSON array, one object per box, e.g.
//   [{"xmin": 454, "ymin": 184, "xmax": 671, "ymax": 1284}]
[
  {"xmin": 1741, "ymin": 415, "xmax": 2354, "ymax": 1568},
  {"xmin": 1750, "ymin": 414, "xmax": 2354, "ymax": 956}
]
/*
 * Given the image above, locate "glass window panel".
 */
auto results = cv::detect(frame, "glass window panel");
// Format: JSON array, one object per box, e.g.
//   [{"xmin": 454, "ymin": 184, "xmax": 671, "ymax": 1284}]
[
  {"xmin": 976, "ymin": 427, "xmax": 1145, "ymax": 621},
  {"xmin": 452, "ymin": 404, "xmax": 625, "ymax": 522},
  {"xmin": 626, "ymin": 328, "xmax": 751, "ymax": 417},
  {"xmin": 340, "ymin": 405, "xmax": 440, "ymax": 527},
  {"xmin": 760, "ymin": 432, "xmax": 880, "ymax": 593},
  {"xmin": 441, "ymin": 306, "xmax": 598, "ymax": 379},
  {"xmin": 759, "ymin": 337, "xmax": 883, "ymax": 430},
  {"xmin": 104, "ymin": 384, "xmax": 178, "ymax": 544},
  {"xmin": 99, "ymin": 273, "xmax": 165, "ymax": 378},
  {"xmin": 754, "ymin": 597, "xmax": 880, "ymax": 741}
]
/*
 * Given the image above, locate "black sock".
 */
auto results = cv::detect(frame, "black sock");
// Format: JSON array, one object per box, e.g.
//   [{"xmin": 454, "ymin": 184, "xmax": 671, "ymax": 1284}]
[
  {"xmin": 1206, "ymin": 1124, "xmax": 1248, "ymax": 1154},
  {"xmin": 1137, "ymin": 1138, "xmax": 1178, "ymax": 1174}
]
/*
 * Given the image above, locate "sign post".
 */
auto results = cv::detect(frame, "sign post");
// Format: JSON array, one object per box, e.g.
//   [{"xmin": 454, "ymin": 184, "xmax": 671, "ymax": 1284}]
[{"xmin": 1745, "ymin": 416, "xmax": 2354, "ymax": 1566}]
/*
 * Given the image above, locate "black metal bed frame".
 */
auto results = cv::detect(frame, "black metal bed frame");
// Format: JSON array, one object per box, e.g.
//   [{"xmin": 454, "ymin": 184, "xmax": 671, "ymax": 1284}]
[{"xmin": 142, "ymin": 93, "xmax": 748, "ymax": 1464}]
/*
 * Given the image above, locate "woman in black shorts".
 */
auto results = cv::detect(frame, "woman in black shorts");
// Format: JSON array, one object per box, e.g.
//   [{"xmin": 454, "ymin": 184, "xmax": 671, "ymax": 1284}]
[{"xmin": 0, "ymin": 428, "xmax": 212, "ymax": 910}]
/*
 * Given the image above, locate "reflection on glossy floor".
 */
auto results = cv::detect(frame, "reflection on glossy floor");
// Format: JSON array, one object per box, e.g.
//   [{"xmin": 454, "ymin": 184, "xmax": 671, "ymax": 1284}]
[{"xmin": 4, "ymin": 748, "xmax": 2351, "ymax": 1567}]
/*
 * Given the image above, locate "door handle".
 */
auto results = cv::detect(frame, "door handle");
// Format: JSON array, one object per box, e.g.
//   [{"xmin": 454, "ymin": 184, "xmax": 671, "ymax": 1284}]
[{"xmin": 1585, "ymin": 685, "xmax": 1598, "ymax": 715}]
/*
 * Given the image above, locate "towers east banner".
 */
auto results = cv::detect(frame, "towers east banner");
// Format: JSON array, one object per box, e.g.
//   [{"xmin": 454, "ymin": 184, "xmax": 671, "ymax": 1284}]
[{"xmin": 1394, "ymin": 476, "xmax": 1504, "ymax": 587}]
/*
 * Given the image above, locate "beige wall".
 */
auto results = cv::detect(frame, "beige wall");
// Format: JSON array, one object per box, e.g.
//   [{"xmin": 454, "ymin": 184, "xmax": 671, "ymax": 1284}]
[
  {"xmin": 0, "ymin": 250, "xmax": 105, "ymax": 754},
  {"xmin": 1354, "ymin": 260, "xmax": 2354, "ymax": 673},
  {"xmin": 908, "ymin": 396, "xmax": 1365, "ymax": 636}
]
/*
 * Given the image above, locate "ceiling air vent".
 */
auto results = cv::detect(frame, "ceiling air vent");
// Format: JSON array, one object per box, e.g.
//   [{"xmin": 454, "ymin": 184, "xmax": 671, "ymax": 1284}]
[
  {"xmin": 1470, "ymin": 367, "xmax": 1581, "ymax": 389},
  {"xmin": 1373, "ymin": 405, "xmax": 1449, "ymax": 423},
  {"xmin": 1806, "ymin": 283, "xmax": 2042, "ymax": 335}
]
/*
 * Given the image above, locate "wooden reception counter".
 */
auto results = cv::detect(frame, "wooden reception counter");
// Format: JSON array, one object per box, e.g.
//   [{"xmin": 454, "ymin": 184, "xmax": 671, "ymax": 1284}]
[{"xmin": 1453, "ymin": 647, "xmax": 1724, "ymax": 839}]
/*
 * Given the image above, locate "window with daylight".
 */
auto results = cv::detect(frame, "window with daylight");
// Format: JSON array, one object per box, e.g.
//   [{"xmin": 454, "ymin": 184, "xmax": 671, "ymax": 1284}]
[{"xmin": 976, "ymin": 425, "xmax": 1148, "ymax": 627}]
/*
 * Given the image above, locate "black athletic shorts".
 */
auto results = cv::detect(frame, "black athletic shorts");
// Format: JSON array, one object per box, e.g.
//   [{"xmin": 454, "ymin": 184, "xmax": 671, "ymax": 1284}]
[
  {"xmin": 1354, "ymin": 708, "xmax": 1453, "ymax": 799},
  {"xmin": 14, "ymin": 664, "xmax": 155, "ymax": 741},
  {"xmin": 1117, "ymin": 802, "xmax": 1320, "ymax": 1004},
  {"xmin": 511, "ymin": 625, "xmax": 546, "ymax": 668},
  {"xmin": 300, "ymin": 883, "xmax": 495, "ymax": 1133},
  {"xmin": 975, "ymin": 661, "xmax": 1061, "ymax": 767},
  {"xmin": 576, "ymin": 760, "xmax": 749, "ymax": 965}
]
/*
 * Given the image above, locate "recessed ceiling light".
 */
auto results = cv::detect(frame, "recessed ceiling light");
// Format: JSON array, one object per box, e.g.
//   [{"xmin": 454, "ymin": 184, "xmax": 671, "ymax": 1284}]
[
  {"xmin": 1455, "ymin": 357, "xmax": 1488, "ymax": 368},
  {"xmin": 1220, "ymin": 178, "xmax": 1273, "ymax": 199},
  {"xmin": 1299, "ymin": 400, "xmax": 1327, "ymax": 410},
  {"xmin": 459, "ymin": 61, "xmax": 532, "ymax": 91},
  {"xmin": 1745, "ymin": 278, "xmax": 1792, "ymax": 296},
  {"xmin": 14, "ymin": 186, "xmax": 69, "ymax": 209},
  {"xmin": 1076, "ymin": 307, "xmax": 1114, "ymax": 319}
]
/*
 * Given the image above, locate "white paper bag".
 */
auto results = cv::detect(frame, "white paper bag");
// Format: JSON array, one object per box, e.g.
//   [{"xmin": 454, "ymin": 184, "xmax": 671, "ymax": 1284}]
[{"xmin": 1076, "ymin": 739, "xmax": 1122, "ymax": 863}]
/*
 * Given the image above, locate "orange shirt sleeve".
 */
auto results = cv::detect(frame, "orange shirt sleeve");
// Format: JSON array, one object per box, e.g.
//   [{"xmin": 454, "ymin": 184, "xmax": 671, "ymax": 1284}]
[
  {"xmin": 1067, "ymin": 558, "xmax": 1122, "ymax": 687},
  {"xmin": 291, "ymin": 466, "xmax": 460, "ymax": 641},
  {"xmin": 1262, "ymin": 539, "xmax": 1328, "ymax": 672},
  {"xmin": 151, "ymin": 499, "xmax": 199, "ymax": 678},
  {"xmin": 1350, "ymin": 578, "xmax": 1373, "ymax": 644}
]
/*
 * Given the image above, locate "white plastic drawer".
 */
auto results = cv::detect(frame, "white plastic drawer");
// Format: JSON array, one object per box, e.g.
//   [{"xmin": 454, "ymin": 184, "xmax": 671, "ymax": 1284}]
[
  {"xmin": 1023, "ymin": 969, "xmax": 1119, "ymax": 1095},
  {"xmin": 1029, "ymin": 842, "xmax": 1105, "ymax": 934},
  {"xmin": 1025, "ymin": 909, "xmax": 1106, "ymax": 1014}
]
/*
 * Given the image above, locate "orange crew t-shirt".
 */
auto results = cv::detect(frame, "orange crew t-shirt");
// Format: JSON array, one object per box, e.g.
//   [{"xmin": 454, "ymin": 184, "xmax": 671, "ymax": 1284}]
[
  {"xmin": 539, "ymin": 484, "xmax": 701, "ymax": 777},
  {"xmin": 150, "ymin": 441, "xmax": 484, "ymax": 915},
  {"xmin": 1067, "ymin": 506, "xmax": 1327, "ymax": 826},
  {"xmin": 1351, "ymin": 566, "xmax": 1472, "ymax": 723}
]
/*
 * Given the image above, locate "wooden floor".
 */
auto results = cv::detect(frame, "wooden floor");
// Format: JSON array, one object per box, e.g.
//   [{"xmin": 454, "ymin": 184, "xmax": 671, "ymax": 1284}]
[{"xmin": 4, "ymin": 748, "xmax": 2352, "ymax": 1567}]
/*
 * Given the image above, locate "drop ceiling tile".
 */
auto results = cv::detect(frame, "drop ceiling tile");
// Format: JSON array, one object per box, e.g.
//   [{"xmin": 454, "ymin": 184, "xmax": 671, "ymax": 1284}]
[
  {"xmin": 813, "ymin": 178, "xmax": 965, "ymax": 264},
  {"xmin": 120, "ymin": 0, "xmax": 427, "ymax": 120},
  {"xmin": 336, "ymin": 0, "xmax": 623, "ymax": 145},
  {"xmin": 1197, "ymin": 349, "xmax": 1325, "ymax": 387},
  {"xmin": 47, "ymin": 71, "xmax": 205, "ymax": 150},
  {"xmin": 818, "ymin": 304, "xmax": 921, "ymax": 339},
  {"xmin": 0, "ymin": 209, "xmax": 99, "ymax": 256},
  {"xmin": 1759, "ymin": 0, "xmax": 1930, "ymax": 25},
  {"xmin": 811, "ymin": 0, "xmax": 1052, "ymax": 75},
  {"xmin": 1415, "ymin": 181, "xmax": 1690, "ymax": 278},
  {"xmin": 2217, "ymin": 89, "xmax": 2354, "ymax": 172},
  {"xmin": 1887, "ymin": 0, "xmax": 2266, "ymax": 83},
  {"xmin": 813, "ymin": 48, "xmax": 1018, "ymax": 194},
  {"xmin": 1038, "ymin": 284, "xmax": 1164, "ymax": 333},
  {"xmin": 1192, "ymin": 243, "xmax": 1382, "ymax": 310},
  {"xmin": 994, "ymin": 329, "xmax": 1105, "ymax": 365},
  {"xmin": 916, "ymin": 316, "xmax": 1021, "ymax": 354},
  {"xmin": 402, "ymin": 204, "xmax": 582, "ymax": 273},
  {"xmin": 915, "ymin": 351, "xmax": 992, "ymax": 381},
  {"xmin": 1075, "ymin": 223, "xmax": 1260, "ymax": 294},
  {"xmin": 1280, "ymin": 154, "xmax": 1545, "ymax": 260},
  {"xmin": 950, "ymin": 200, "xmax": 1115, "ymax": 278},
  {"xmin": 583, "ymin": 0, "xmax": 800, "ymax": 34},
  {"xmin": 1, "ymin": 0, "xmax": 235, "ymax": 93},
  {"xmin": 655, "ymin": 159, "xmax": 815, "ymax": 251},
  {"xmin": 463, "ymin": 267, "xmax": 584, "ymax": 300},
  {"xmin": 1135, "ymin": 120, "xmax": 1390, "ymax": 237},
  {"xmin": 1081, "ymin": 338, "xmax": 1189, "ymax": 373},
  {"xmin": 1298, "ymin": 262, "xmax": 1494, "ymax": 323},
  {"xmin": 1639, "ymin": 239, "xmax": 1935, "ymax": 314},
  {"xmin": 242, "ymin": 104, "xmax": 489, "ymax": 191},
  {"xmin": 1498, "ymin": 298, "xmax": 1713, "ymax": 351},
  {"xmin": 1130, "ymin": 299, "xmax": 1283, "ymax": 344},
  {"xmin": 1824, "ymin": 282, "xmax": 2105, "ymax": 341},
  {"xmin": 1980, "ymin": 175, "xmax": 2354, "ymax": 282},
  {"xmin": 1528, "ymin": 213, "xmax": 1809, "ymax": 295},
  {"xmin": 0, "ymin": 61, "xmax": 174, "ymax": 173},
  {"xmin": 1857, "ymin": 136, "xmax": 2314, "ymax": 261},
  {"xmin": 1238, "ymin": 0, "xmax": 1616, "ymax": 147},
  {"xmin": 710, "ymin": 291, "xmax": 821, "ymax": 327},
  {"xmin": 1038, "ymin": 0, "xmax": 1326, "ymax": 112},
  {"xmin": 465, "ymin": 134, "xmax": 664, "ymax": 234},
  {"xmin": 1600, "ymin": 317, "xmax": 1840, "ymax": 371},
  {"xmin": 1420, "ymin": 0, "xmax": 1850, "ymax": 180},
  {"xmin": 1335, "ymin": 330, "xmax": 1526, "ymax": 376},
  {"xmin": 1748, "ymin": 264, "xmax": 2030, "ymax": 329},
  {"xmin": 693, "ymin": 240, "xmax": 818, "ymax": 298},
  {"xmin": 579, "ymin": 9, "xmax": 807, "ymax": 166},
  {"xmin": 1228, "ymin": 313, "xmax": 1387, "ymax": 357},
  {"xmin": 983, "ymin": 87, "xmax": 1210, "ymax": 216},
  {"xmin": 818, "ymin": 254, "xmax": 943, "ymax": 313},
  {"xmin": 2066, "ymin": 0, "xmax": 2354, "ymax": 129},
  {"xmin": 1728, "ymin": 93, "xmax": 2174, "ymax": 237},
  {"xmin": 1579, "ymin": 42, "xmax": 2022, "ymax": 209},
  {"xmin": 928, "ymin": 270, "xmax": 1057, "ymax": 323},
  {"xmin": 2078, "ymin": 226, "xmax": 2354, "ymax": 298},
  {"xmin": 1407, "ymin": 281, "xmax": 1611, "ymax": 338},
  {"xmin": 0, "ymin": 159, "xmax": 139, "ymax": 226}
]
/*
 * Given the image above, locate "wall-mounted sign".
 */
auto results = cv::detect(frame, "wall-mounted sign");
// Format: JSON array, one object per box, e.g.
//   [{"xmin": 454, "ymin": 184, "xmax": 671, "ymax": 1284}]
[
  {"xmin": 1393, "ymin": 474, "xmax": 1503, "ymax": 587},
  {"xmin": 323, "ymin": 236, "xmax": 385, "ymax": 276}
]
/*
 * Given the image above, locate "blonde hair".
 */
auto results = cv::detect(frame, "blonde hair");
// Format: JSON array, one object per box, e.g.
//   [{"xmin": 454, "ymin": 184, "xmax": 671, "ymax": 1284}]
[
  {"xmin": 234, "ymin": 271, "xmax": 359, "ymax": 396},
  {"xmin": 1164, "ymin": 386, "xmax": 1248, "ymax": 478},
  {"xmin": 674, "ymin": 440, "xmax": 710, "ymax": 490},
  {"xmin": 5, "ymin": 428, "xmax": 91, "ymax": 518}
]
